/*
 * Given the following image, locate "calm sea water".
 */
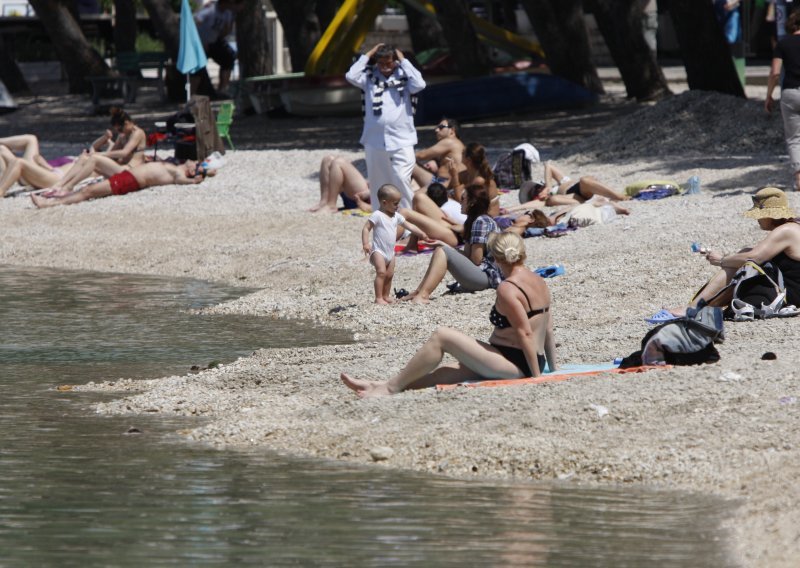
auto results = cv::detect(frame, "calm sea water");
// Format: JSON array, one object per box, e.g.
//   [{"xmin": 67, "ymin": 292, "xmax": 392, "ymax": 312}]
[{"xmin": 0, "ymin": 266, "xmax": 737, "ymax": 566}]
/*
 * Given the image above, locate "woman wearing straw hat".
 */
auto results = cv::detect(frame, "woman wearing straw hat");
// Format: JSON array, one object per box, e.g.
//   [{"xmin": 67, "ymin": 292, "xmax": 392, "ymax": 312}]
[{"xmin": 684, "ymin": 187, "xmax": 800, "ymax": 311}]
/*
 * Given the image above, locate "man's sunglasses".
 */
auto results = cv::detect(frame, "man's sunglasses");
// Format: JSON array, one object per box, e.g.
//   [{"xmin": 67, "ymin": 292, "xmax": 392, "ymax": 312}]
[{"xmin": 435, "ymin": 123, "xmax": 450, "ymax": 130}]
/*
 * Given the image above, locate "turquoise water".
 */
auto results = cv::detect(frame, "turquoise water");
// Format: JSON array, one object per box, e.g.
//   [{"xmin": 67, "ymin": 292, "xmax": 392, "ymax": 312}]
[{"xmin": 0, "ymin": 266, "xmax": 736, "ymax": 566}]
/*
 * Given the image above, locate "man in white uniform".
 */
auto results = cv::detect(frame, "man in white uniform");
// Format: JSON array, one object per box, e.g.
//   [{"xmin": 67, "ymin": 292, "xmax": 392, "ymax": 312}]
[{"xmin": 346, "ymin": 43, "xmax": 426, "ymax": 210}]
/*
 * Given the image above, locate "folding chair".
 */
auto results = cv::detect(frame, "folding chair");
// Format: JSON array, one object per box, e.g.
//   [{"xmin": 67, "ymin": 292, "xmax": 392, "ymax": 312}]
[{"xmin": 216, "ymin": 102, "xmax": 235, "ymax": 150}]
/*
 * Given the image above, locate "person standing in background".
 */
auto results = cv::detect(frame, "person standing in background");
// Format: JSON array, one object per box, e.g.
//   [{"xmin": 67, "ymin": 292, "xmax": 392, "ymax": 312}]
[
  {"xmin": 346, "ymin": 43, "xmax": 426, "ymax": 210},
  {"xmin": 767, "ymin": 9, "xmax": 800, "ymax": 190},
  {"xmin": 194, "ymin": 0, "xmax": 243, "ymax": 96}
]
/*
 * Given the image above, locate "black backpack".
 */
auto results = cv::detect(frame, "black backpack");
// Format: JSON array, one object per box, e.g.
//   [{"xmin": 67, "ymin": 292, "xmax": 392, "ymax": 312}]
[{"xmin": 721, "ymin": 260, "xmax": 798, "ymax": 320}]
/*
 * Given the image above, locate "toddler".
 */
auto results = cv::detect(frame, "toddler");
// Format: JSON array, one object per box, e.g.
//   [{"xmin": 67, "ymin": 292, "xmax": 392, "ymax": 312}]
[{"xmin": 362, "ymin": 184, "xmax": 427, "ymax": 304}]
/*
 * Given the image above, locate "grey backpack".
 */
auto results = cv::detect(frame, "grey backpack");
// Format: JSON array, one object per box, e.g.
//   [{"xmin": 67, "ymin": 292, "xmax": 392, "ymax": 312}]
[{"xmin": 621, "ymin": 304, "xmax": 725, "ymax": 367}]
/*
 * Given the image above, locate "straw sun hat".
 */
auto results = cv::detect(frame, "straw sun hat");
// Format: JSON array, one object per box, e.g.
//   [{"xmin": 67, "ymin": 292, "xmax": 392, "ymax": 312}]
[{"xmin": 742, "ymin": 187, "xmax": 797, "ymax": 220}]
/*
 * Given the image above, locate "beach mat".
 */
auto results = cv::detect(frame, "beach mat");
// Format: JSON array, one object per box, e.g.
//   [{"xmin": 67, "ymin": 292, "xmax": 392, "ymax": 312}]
[{"xmin": 435, "ymin": 363, "xmax": 670, "ymax": 391}]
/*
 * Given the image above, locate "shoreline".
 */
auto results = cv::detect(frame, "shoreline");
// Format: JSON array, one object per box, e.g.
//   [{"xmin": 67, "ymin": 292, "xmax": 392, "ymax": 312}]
[{"xmin": 2, "ymin": 91, "xmax": 799, "ymax": 566}]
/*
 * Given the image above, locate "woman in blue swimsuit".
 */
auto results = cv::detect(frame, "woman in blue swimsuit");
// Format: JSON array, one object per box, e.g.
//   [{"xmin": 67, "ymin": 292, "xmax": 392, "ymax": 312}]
[{"xmin": 341, "ymin": 232, "xmax": 558, "ymax": 397}]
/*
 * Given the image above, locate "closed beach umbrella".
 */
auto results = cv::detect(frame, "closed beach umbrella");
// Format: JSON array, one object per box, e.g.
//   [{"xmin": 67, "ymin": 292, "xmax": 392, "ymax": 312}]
[{"xmin": 177, "ymin": 0, "xmax": 207, "ymax": 102}]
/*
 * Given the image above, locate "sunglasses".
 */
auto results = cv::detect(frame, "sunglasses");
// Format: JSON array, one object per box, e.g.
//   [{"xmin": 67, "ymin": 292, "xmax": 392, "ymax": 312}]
[{"xmin": 435, "ymin": 123, "xmax": 450, "ymax": 130}]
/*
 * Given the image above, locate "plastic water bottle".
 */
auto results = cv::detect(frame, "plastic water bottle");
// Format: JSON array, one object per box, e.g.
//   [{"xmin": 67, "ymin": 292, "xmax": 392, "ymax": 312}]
[
  {"xmin": 690, "ymin": 242, "xmax": 707, "ymax": 253},
  {"xmin": 686, "ymin": 175, "xmax": 701, "ymax": 195}
]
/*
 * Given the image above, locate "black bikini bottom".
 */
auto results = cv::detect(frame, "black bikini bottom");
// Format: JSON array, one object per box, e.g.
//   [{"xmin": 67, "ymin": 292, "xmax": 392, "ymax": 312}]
[{"xmin": 491, "ymin": 343, "xmax": 546, "ymax": 377}]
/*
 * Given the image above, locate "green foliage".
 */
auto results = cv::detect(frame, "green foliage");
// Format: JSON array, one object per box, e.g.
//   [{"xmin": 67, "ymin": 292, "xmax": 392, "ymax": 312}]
[{"xmin": 136, "ymin": 32, "xmax": 164, "ymax": 52}]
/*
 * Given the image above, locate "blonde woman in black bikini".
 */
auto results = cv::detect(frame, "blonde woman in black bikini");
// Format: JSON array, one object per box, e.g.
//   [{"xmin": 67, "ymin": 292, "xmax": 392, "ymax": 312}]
[{"xmin": 341, "ymin": 232, "xmax": 557, "ymax": 398}]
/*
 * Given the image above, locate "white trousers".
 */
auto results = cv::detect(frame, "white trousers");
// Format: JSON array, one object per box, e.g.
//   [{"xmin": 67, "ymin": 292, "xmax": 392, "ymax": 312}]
[{"xmin": 365, "ymin": 145, "xmax": 416, "ymax": 210}]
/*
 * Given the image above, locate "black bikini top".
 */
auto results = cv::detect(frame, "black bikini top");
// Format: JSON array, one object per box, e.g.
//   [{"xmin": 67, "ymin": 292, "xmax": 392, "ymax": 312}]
[{"xmin": 490, "ymin": 280, "xmax": 549, "ymax": 329}]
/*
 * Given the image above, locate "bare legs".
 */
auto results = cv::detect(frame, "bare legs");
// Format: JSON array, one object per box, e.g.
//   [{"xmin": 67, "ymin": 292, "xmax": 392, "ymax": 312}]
[
  {"xmin": 540, "ymin": 161, "xmax": 629, "ymax": 205},
  {"xmin": 669, "ymin": 246, "xmax": 754, "ymax": 316},
  {"xmin": 403, "ymin": 246, "xmax": 449, "ymax": 304},
  {"xmin": 576, "ymin": 176, "xmax": 630, "ymax": 202},
  {"xmin": 0, "ymin": 135, "xmax": 44, "ymax": 163},
  {"xmin": 31, "ymin": 179, "xmax": 113, "ymax": 208},
  {"xmin": 53, "ymin": 153, "xmax": 124, "ymax": 193},
  {"xmin": 398, "ymin": 208, "xmax": 459, "ymax": 247},
  {"xmin": 370, "ymin": 253, "xmax": 396, "ymax": 304},
  {"xmin": 341, "ymin": 327, "xmax": 525, "ymax": 397},
  {"xmin": 0, "ymin": 146, "xmax": 62, "ymax": 196},
  {"xmin": 312, "ymin": 155, "xmax": 370, "ymax": 213}
]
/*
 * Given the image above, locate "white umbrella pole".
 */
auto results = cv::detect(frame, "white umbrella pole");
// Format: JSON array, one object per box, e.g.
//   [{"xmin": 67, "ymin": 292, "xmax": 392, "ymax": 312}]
[{"xmin": 185, "ymin": 74, "xmax": 191, "ymax": 103}]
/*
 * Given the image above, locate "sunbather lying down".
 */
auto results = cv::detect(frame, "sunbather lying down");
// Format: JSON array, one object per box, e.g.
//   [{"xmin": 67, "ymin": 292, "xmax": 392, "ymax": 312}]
[
  {"xmin": 500, "ymin": 196, "xmax": 630, "ymax": 235},
  {"xmin": 0, "ymin": 135, "xmax": 73, "ymax": 197},
  {"xmin": 503, "ymin": 161, "xmax": 629, "ymax": 216},
  {"xmin": 31, "ymin": 160, "xmax": 214, "ymax": 208}
]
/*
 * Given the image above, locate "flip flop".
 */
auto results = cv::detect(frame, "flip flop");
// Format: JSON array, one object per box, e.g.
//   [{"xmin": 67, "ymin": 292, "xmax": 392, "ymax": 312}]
[
  {"xmin": 645, "ymin": 309, "xmax": 679, "ymax": 324},
  {"xmin": 534, "ymin": 264, "xmax": 565, "ymax": 278}
]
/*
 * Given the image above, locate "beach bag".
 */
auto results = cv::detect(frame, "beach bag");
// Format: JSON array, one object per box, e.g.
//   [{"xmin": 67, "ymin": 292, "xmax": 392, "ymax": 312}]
[
  {"xmin": 620, "ymin": 304, "xmax": 725, "ymax": 367},
  {"xmin": 723, "ymin": 260, "xmax": 799, "ymax": 320},
  {"xmin": 492, "ymin": 143, "xmax": 538, "ymax": 189}
]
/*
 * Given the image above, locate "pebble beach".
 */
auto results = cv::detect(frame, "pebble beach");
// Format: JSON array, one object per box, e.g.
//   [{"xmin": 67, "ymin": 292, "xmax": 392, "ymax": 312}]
[{"xmin": 2, "ymin": 86, "xmax": 799, "ymax": 566}]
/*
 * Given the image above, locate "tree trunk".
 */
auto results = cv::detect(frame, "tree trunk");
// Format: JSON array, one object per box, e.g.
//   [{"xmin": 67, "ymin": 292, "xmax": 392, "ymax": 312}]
[
  {"xmin": 0, "ymin": 34, "xmax": 30, "ymax": 94},
  {"xmin": 113, "ymin": 0, "xmax": 138, "ymax": 54},
  {"xmin": 27, "ymin": 0, "xmax": 109, "ymax": 93},
  {"xmin": 140, "ymin": 0, "xmax": 180, "ymax": 58},
  {"xmin": 665, "ymin": 0, "xmax": 745, "ymax": 97},
  {"xmin": 270, "ymin": 0, "xmax": 322, "ymax": 72},
  {"xmin": 430, "ymin": 0, "xmax": 491, "ymax": 77},
  {"xmin": 236, "ymin": 0, "xmax": 272, "ymax": 77},
  {"xmin": 518, "ymin": 0, "xmax": 603, "ymax": 94},
  {"xmin": 405, "ymin": 3, "xmax": 447, "ymax": 55},
  {"xmin": 587, "ymin": 0, "xmax": 671, "ymax": 101}
]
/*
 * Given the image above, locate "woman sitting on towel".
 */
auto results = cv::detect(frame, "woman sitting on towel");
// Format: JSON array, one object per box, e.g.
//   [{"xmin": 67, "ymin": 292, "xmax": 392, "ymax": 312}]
[
  {"xmin": 402, "ymin": 184, "xmax": 500, "ymax": 303},
  {"xmin": 341, "ymin": 232, "xmax": 558, "ymax": 397}
]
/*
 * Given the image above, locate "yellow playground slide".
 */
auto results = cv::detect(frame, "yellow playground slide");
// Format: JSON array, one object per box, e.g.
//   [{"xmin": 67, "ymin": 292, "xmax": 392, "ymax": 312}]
[{"xmin": 304, "ymin": 0, "xmax": 544, "ymax": 77}]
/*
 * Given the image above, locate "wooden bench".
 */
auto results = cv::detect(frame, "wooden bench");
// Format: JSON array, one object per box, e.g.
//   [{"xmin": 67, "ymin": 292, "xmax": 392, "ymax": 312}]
[{"xmin": 88, "ymin": 51, "xmax": 168, "ymax": 110}]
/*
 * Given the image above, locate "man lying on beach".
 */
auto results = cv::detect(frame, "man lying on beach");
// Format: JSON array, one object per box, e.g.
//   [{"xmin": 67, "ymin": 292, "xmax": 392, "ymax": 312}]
[{"xmin": 31, "ymin": 160, "xmax": 213, "ymax": 208}]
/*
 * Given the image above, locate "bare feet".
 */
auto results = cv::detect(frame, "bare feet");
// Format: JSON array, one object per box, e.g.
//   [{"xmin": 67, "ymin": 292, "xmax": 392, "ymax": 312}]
[
  {"xmin": 409, "ymin": 294, "xmax": 430, "ymax": 304},
  {"xmin": 375, "ymin": 298, "xmax": 390, "ymax": 305},
  {"xmin": 340, "ymin": 373, "xmax": 392, "ymax": 398},
  {"xmin": 30, "ymin": 194, "xmax": 51, "ymax": 209},
  {"xmin": 310, "ymin": 204, "xmax": 339, "ymax": 214}
]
